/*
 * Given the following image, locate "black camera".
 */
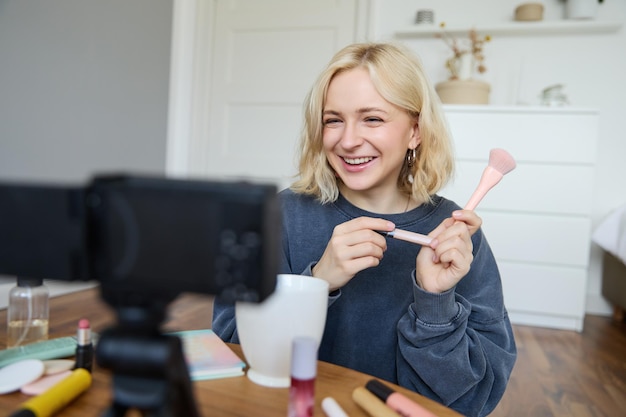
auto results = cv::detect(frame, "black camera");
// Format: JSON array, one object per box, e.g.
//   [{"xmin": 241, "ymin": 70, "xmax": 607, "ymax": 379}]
[
  {"xmin": 0, "ymin": 174, "xmax": 280, "ymax": 305},
  {"xmin": 0, "ymin": 174, "xmax": 282, "ymax": 416}
]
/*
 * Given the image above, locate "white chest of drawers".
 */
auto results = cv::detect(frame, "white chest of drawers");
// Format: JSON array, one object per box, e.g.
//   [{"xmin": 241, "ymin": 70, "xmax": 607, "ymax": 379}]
[{"xmin": 440, "ymin": 105, "xmax": 599, "ymax": 331}]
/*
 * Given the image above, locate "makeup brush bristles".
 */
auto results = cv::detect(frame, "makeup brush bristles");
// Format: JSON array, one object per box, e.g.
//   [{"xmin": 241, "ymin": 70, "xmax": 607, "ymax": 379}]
[
  {"xmin": 488, "ymin": 148, "xmax": 517, "ymax": 175},
  {"xmin": 463, "ymin": 148, "xmax": 517, "ymax": 210}
]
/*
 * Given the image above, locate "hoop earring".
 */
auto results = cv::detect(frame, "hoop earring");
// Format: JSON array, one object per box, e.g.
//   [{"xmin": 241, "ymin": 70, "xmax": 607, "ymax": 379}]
[{"xmin": 406, "ymin": 148, "xmax": 416, "ymax": 168}]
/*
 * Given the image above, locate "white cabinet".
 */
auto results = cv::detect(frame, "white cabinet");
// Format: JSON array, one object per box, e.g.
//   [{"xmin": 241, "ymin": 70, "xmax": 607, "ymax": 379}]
[{"xmin": 439, "ymin": 105, "xmax": 599, "ymax": 331}]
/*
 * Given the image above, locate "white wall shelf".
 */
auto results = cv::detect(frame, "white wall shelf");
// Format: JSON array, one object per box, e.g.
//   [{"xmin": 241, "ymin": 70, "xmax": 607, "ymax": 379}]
[{"xmin": 395, "ymin": 20, "xmax": 623, "ymax": 38}]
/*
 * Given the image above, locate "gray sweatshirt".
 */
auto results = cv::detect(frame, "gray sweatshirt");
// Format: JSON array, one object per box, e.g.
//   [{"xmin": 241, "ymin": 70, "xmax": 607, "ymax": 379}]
[{"xmin": 213, "ymin": 189, "xmax": 516, "ymax": 417}]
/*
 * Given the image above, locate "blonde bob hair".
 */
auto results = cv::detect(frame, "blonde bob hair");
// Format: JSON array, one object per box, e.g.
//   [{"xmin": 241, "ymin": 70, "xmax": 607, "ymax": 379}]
[{"xmin": 290, "ymin": 42, "xmax": 454, "ymax": 205}]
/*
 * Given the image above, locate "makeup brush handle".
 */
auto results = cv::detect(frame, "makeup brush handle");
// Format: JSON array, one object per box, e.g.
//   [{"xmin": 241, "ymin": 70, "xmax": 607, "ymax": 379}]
[
  {"xmin": 353, "ymin": 387, "xmax": 399, "ymax": 417},
  {"xmin": 464, "ymin": 167, "xmax": 503, "ymax": 211},
  {"xmin": 390, "ymin": 229, "xmax": 433, "ymax": 246}
]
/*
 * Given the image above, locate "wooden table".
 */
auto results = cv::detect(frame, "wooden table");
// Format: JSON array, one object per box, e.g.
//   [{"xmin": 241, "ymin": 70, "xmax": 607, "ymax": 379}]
[{"xmin": 0, "ymin": 288, "xmax": 461, "ymax": 416}]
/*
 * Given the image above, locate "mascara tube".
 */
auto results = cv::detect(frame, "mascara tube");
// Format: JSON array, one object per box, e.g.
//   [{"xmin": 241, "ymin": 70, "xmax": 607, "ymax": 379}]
[{"xmin": 74, "ymin": 318, "xmax": 93, "ymax": 372}]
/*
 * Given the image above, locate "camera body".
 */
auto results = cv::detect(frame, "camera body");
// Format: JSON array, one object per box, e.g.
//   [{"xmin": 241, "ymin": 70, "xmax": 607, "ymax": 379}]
[
  {"xmin": 1, "ymin": 174, "xmax": 282, "ymax": 415},
  {"xmin": 0, "ymin": 175, "xmax": 280, "ymax": 305}
]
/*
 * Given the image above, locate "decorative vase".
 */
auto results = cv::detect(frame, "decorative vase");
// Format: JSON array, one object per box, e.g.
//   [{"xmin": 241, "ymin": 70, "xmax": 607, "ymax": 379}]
[
  {"xmin": 514, "ymin": 3, "xmax": 544, "ymax": 21},
  {"xmin": 435, "ymin": 79, "xmax": 490, "ymax": 105},
  {"xmin": 456, "ymin": 53, "xmax": 474, "ymax": 81},
  {"xmin": 565, "ymin": 0, "xmax": 599, "ymax": 19}
]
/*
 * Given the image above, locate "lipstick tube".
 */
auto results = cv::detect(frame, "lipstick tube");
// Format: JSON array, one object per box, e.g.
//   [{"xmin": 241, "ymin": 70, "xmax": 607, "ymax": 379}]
[{"xmin": 74, "ymin": 318, "xmax": 93, "ymax": 372}]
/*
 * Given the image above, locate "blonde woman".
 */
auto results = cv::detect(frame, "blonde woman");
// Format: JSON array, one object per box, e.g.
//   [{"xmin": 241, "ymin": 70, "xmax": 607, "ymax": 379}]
[{"xmin": 214, "ymin": 42, "xmax": 515, "ymax": 417}]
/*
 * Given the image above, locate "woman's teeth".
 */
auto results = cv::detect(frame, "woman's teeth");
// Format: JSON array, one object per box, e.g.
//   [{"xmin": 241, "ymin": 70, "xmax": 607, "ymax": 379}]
[{"xmin": 343, "ymin": 157, "xmax": 373, "ymax": 165}]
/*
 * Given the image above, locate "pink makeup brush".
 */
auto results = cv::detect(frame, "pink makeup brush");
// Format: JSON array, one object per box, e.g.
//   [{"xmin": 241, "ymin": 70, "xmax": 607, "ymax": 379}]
[
  {"xmin": 378, "ymin": 148, "xmax": 516, "ymax": 247},
  {"xmin": 377, "ymin": 229, "xmax": 433, "ymax": 246},
  {"xmin": 464, "ymin": 148, "xmax": 516, "ymax": 210}
]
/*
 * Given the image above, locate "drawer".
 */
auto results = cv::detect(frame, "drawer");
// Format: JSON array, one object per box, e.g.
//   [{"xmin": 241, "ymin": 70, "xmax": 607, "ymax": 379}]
[
  {"xmin": 499, "ymin": 261, "xmax": 587, "ymax": 318},
  {"xmin": 445, "ymin": 108, "xmax": 598, "ymax": 164},
  {"xmin": 440, "ymin": 161, "xmax": 595, "ymax": 215},
  {"xmin": 479, "ymin": 212, "xmax": 592, "ymax": 267}
]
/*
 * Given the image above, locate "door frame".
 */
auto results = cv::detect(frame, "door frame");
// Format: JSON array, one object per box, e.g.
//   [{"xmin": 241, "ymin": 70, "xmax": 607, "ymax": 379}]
[{"xmin": 166, "ymin": 0, "xmax": 215, "ymax": 177}]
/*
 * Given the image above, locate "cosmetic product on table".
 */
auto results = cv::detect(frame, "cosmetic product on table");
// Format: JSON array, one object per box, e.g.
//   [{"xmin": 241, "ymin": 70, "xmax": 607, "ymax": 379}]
[
  {"xmin": 0, "ymin": 359, "xmax": 45, "ymax": 395},
  {"xmin": 352, "ymin": 386, "xmax": 399, "ymax": 417},
  {"xmin": 74, "ymin": 319, "xmax": 93, "ymax": 372},
  {"xmin": 20, "ymin": 370, "xmax": 73, "ymax": 396},
  {"xmin": 321, "ymin": 397, "xmax": 349, "ymax": 417},
  {"xmin": 366, "ymin": 379, "xmax": 437, "ymax": 417},
  {"xmin": 7, "ymin": 368, "xmax": 92, "ymax": 417},
  {"xmin": 7, "ymin": 277, "xmax": 49, "ymax": 348},
  {"xmin": 42, "ymin": 360, "xmax": 75, "ymax": 375},
  {"xmin": 288, "ymin": 337, "xmax": 318, "ymax": 417},
  {"xmin": 0, "ymin": 337, "xmax": 77, "ymax": 368}
]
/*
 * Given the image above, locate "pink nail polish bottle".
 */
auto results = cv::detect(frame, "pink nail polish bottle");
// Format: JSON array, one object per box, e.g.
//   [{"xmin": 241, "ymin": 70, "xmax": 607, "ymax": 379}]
[{"xmin": 288, "ymin": 337, "xmax": 318, "ymax": 417}]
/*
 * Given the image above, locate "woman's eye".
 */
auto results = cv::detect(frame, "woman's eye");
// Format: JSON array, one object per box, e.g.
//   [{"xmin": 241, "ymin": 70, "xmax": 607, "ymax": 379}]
[
  {"xmin": 365, "ymin": 117, "xmax": 383, "ymax": 123},
  {"xmin": 323, "ymin": 118, "xmax": 341, "ymax": 126}
]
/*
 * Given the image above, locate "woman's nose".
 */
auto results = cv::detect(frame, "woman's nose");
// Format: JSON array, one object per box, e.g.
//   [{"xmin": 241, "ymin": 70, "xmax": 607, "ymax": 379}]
[{"xmin": 339, "ymin": 122, "xmax": 363, "ymax": 148}]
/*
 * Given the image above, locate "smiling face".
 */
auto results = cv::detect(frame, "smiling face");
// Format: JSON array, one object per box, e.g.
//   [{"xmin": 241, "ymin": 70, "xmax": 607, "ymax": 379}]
[{"xmin": 322, "ymin": 67, "xmax": 420, "ymax": 207}]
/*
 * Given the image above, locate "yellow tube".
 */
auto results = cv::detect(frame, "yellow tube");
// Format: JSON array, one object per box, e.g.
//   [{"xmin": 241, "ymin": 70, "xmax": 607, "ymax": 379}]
[{"xmin": 13, "ymin": 368, "xmax": 92, "ymax": 417}]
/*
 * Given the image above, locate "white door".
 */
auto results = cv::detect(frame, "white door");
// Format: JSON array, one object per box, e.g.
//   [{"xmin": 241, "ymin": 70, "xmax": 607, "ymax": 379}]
[{"xmin": 169, "ymin": 0, "xmax": 366, "ymax": 189}]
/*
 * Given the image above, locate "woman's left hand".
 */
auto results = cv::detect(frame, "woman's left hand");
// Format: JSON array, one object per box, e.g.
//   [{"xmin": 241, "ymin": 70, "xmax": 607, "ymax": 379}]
[{"xmin": 415, "ymin": 210, "xmax": 482, "ymax": 293}]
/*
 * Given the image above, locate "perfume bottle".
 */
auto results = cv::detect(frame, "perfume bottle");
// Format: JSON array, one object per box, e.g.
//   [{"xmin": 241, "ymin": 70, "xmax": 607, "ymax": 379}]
[{"xmin": 7, "ymin": 277, "xmax": 49, "ymax": 347}]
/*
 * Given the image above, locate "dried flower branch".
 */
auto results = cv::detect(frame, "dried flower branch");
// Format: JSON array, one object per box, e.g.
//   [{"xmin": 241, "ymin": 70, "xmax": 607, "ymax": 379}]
[{"xmin": 435, "ymin": 22, "xmax": 491, "ymax": 80}]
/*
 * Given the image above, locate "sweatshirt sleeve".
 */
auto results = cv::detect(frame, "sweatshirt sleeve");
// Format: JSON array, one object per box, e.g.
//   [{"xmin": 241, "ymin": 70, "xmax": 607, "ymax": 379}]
[
  {"xmin": 396, "ymin": 231, "xmax": 517, "ymax": 417},
  {"xmin": 212, "ymin": 298, "xmax": 240, "ymax": 343}
]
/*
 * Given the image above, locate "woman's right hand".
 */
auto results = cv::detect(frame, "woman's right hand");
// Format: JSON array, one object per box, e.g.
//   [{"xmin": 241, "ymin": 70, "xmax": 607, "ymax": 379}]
[{"xmin": 312, "ymin": 217, "xmax": 395, "ymax": 292}]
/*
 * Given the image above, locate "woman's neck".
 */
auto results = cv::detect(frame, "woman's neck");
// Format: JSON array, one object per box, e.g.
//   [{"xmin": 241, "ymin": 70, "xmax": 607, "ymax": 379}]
[{"xmin": 339, "ymin": 186, "xmax": 418, "ymax": 214}]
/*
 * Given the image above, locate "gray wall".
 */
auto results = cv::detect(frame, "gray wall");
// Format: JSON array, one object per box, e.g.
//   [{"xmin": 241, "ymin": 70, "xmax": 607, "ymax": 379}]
[{"xmin": 0, "ymin": 0, "xmax": 173, "ymax": 184}]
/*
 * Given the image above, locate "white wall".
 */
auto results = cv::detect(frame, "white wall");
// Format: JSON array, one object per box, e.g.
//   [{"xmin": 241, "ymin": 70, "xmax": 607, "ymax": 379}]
[
  {"xmin": 0, "ymin": 0, "xmax": 173, "ymax": 183},
  {"xmin": 0, "ymin": 0, "xmax": 174, "ymax": 303},
  {"xmin": 371, "ymin": 0, "xmax": 626, "ymax": 315}
]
